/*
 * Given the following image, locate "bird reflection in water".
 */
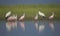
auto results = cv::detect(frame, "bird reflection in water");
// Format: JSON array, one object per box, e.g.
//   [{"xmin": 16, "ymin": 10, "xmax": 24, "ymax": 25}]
[
  {"xmin": 6, "ymin": 21, "xmax": 17, "ymax": 31},
  {"xmin": 39, "ymin": 19, "xmax": 45, "ymax": 32},
  {"xmin": 19, "ymin": 21, "xmax": 25, "ymax": 31},
  {"xmin": 39, "ymin": 24, "xmax": 45, "ymax": 32},
  {"xmin": 34, "ymin": 21, "xmax": 39, "ymax": 31},
  {"xmin": 49, "ymin": 21, "xmax": 54, "ymax": 31}
]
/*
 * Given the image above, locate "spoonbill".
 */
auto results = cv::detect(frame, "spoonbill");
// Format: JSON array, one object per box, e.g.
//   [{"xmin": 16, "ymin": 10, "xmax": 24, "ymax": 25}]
[
  {"xmin": 48, "ymin": 12, "xmax": 54, "ymax": 31},
  {"xmin": 38, "ymin": 11, "xmax": 45, "ymax": 17},
  {"xmin": 38, "ymin": 11, "xmax": 46, "ymax": 23},
  {"xmin": 5, "ymin": 11, "xmax": 17, "ymax": 21},
  {"xmin": 38, "ymin": 11, "xmax": 46, "ymax": 32},
  {"xmin": 34, "ymin": 14, "xmax": 38, "ymax": 21},
  {"xmin": 5, "ymin": 11, "xmax": 17, "ymax": 31},
  {"xmin": 19, "ymin": 13, "xmax": 25, "ymax": 31},
  {"xmin": 34, "ymin": 14, "xmax": 38, "ymax": 31},
  {"xmin": 7, "ymin": 14, "xmax": 17, "ymax": 21},
  {"xmin": 49, "ymin": 12, "xmax": 54, "ymax": 20},
  {"xmin": 19, "ymin": 13, "xmax": 25, "ymax": 21}
]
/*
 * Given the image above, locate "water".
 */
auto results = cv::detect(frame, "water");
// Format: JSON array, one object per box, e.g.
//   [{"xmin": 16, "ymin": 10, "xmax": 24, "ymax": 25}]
[{"xmin": 0, "ymin": 20, "xmax": 60, "ymax": 36}]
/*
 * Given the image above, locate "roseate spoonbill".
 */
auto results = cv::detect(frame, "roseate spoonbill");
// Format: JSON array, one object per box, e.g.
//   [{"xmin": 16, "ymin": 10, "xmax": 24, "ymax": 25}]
[
  {"xmin": 7, "ymin": 14, "xmax": 17, "ymax": 21},
  {"xmin": 49, "ymin": 12, "xmax": 54, "ymax": 31},
  {"xmin": 34, "ymin": 14, "xmax": 38, "ymax": 31},
  {"xmin": 49, "ymin": 12, "xmax": 54, "ymax": 20},
  {"xmin": 19, "ymin": 13, "xmax": 25, "ymax": 21},
  {"xmin": 38, "ymin": 11, "xmax": 46, "ymax": 32},
  {"xmin": 34, "ymin": 14, "xmax": 38, "ymax": 21}
]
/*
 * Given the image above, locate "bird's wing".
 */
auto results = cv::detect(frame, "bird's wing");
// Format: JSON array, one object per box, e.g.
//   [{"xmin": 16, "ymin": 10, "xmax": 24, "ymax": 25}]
[
  {"xmin": 38, "ymin": 11, "xmax": 45, "ymax": 17},
  {"xmin": 5, "ymin": 11, "xmax": 11, "ymax": 17}
]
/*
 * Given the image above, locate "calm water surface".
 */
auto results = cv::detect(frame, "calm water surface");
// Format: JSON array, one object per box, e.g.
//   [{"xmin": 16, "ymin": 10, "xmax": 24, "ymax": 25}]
[{"xmin": 0, "ymin": 20, "xmax": 60, "ymax": 36}]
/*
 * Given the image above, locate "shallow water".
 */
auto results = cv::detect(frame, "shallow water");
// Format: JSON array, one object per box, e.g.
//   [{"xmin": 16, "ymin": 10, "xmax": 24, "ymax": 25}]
[{"xmin": 0, "ymin": 20, "xmax": 60, "ymax": 36}]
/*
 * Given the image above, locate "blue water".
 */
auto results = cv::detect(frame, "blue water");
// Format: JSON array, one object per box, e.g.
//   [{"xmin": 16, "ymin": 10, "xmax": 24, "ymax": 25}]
[{"xmin": 0, "ymin": 20, "xmax": 60, "ymax": 36}]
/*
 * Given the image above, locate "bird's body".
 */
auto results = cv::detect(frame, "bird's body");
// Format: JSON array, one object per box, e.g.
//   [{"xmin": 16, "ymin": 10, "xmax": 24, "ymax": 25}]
[
  {"xmin": 34, "ymin": 14, "xmax": 38, "ymax": 21},
  {"xmin": 38, "ymin": 11, "xmax": 46, "ymax": 24},
  {"xmin": 38, "ymin": 11, "xmax": 45, "ymax": 17},
  {"xmin": 19, "ymin": 13, "xmax": 25, "ymax": 21},
  {"xmin": 7, "ymin": 14, "xmax": 17, "ymax": 21},
  {"xmin": 49, "ymin": 12, "xmax": 54, "ymax": 20}
]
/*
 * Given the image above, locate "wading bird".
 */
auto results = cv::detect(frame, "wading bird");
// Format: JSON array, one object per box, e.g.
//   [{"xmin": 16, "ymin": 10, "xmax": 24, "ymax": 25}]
[
  {"xmin": 5, "ymin": 11, "xmax": 17, "ymax": 21},
  {"xmin": 5, "ymin": 11, "xmax": 17, "ymax": 31},
  {"xmin": 19, "ymin": 13, "xmax": 25, "ymax": 31},
  {"xmin": 34, "ymin": 14, "xmax": 38, "ymax": 31},
  {"xmin": 38, "ymin": 11, "xmax": 46, "ymax": 23},
  {"xmin": 38, "ymin": 11, "xmax": 46, "ymax": 32},
  {"xmin": 34, "ymin": 14, "xmax": 38, "ymax": 22},
  {"xmin": 49, "ymin": 12, "xmax": 54, "ymax": 20},
  {"xmin": 38, "ymin": 11, "xmax": 45, "ymax": 18},
  {"xmin": 48, "ymin": 12, "xmax": 54, "ymax": 31},
  {"xmin": 7, "ymin": 14, "xmax": 17, "ymax": 21},
  {"xmin": 7, "ymin": 14, "xmax": 17, "ymax": 29},
  {"xmin": 19, "ymin": 13, "xmax": 25, "ymax": 21}
]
